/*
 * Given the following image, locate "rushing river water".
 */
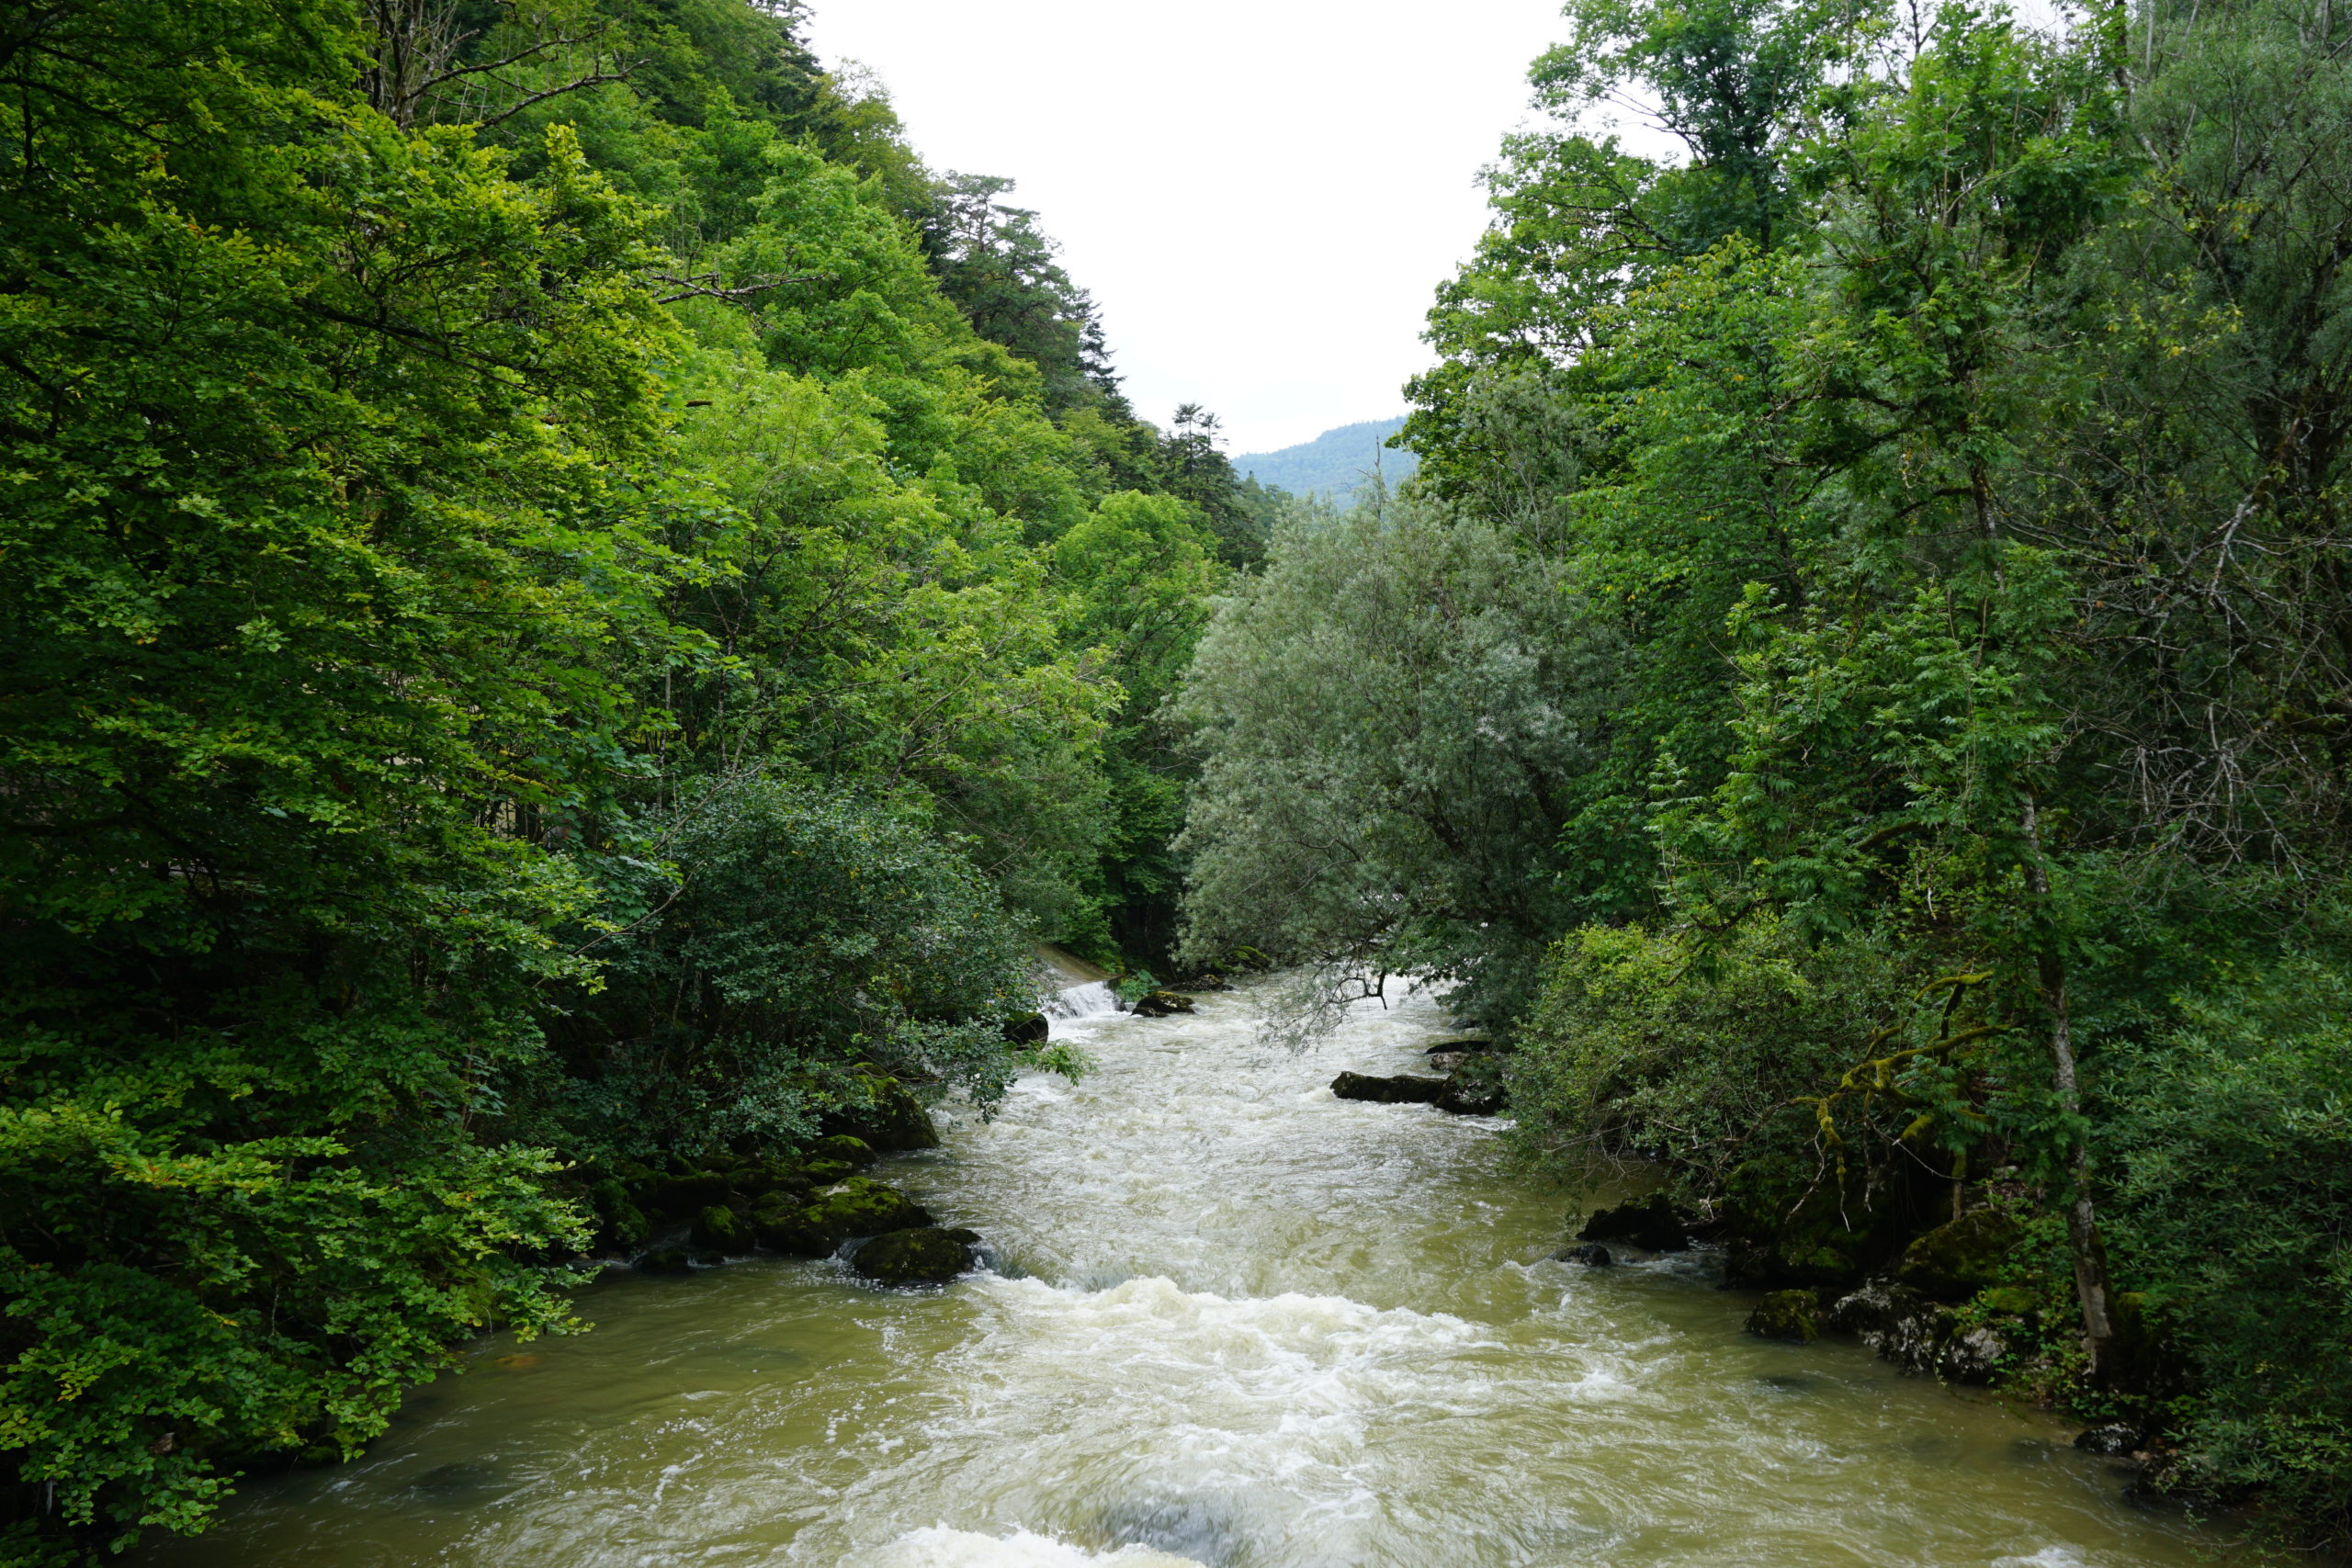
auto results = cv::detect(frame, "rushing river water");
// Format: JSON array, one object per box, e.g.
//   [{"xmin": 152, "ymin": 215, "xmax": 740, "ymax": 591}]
[{"xmin": 149, "ymin": 979, "xmax": 2222, "ymax": 1568}]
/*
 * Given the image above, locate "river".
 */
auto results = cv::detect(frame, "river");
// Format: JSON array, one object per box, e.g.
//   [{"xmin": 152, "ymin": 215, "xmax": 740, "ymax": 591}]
[{"xmin": 146, "ymin": 978, "xmax": 2220, "ymax": 1568}]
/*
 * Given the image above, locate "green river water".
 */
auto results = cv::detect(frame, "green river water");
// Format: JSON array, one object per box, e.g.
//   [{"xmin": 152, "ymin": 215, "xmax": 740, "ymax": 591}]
[{"xmin": 144, "ymin": 979, "xmax": 2223, "ymax": 1568}]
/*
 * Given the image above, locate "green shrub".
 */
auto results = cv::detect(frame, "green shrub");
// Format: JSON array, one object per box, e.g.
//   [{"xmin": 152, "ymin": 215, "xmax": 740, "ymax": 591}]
[
  {"xmin": 1507, "ymin": 916, "xmax": 1911, "ymax": 1197},
  {"xmin": 2104, "ymin": 953, "xmax": 2352, "ymax": 1540},
  {"xmin": 543, "ymin": 780, "xmax": 1057, "ymax": 1164}
]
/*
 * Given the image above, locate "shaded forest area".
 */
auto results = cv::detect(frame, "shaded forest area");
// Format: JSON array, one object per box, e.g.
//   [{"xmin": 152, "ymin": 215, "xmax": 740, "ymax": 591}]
[
  {"xmin": 1179, "ymin": 0, "xmax": 2352, "ymax": 1546},
  {"xmin": 0, "ymin": 1, "xmax": 1284, "ymax": 1557}
]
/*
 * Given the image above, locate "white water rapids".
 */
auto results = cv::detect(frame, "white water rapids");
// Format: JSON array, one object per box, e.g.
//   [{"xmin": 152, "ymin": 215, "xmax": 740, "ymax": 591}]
[{"xmin": 148, "ymin": 977, "xmax": 2217, "ymax": 1568}]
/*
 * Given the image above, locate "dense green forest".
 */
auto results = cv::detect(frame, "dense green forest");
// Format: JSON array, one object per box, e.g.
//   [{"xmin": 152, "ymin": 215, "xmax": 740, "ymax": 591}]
[
  {"xmin": 0, "ymin": 1, "xmax": 1279, "ymax": 1557},
  {"xmin": 6, "ymin": 0, "xmax": 2350, "ymax": 1559},
  {"xmin": 1181, "ymin": 0, "xmax": 2352, "ymax": 1546}
]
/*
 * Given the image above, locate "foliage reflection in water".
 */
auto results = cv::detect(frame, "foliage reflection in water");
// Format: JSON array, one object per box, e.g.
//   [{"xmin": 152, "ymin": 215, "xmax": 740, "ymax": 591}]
[{"xmin": 145, "ymin": 980, "xmax": 2220, "ymax": 1568}]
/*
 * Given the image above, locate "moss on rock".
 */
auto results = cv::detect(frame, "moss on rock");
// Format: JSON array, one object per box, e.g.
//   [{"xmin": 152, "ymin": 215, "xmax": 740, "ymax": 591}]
[
  {"xmin": 753, "ymin": 1178, "xmax": 933, "ymax": 1257},
  {"xmin": 1896, "ymin": 1209, "xmax": 2020, "ymax": 1302},
  {"xmin": 852, "ymin": 1226, "xmax": 971, "ymax": 1286},
  {"xmin": 692, "ymin": 1204, "xmax": 748, "ymax": 1252},
  {"xmin": 820, "ymin": 1074, "xmax": 940, "ymax": 1152},
  {"xmin": 808, "ymin": 1134, "xmax": 876, "ymax": 1168},
  {"xmin": 1747, "ymin": 1289, "xmax": 1823, "ymax": 1342},
  {"xmin": 644, "ymin": 1171, "xmax": 731, "ymax": 1219}
]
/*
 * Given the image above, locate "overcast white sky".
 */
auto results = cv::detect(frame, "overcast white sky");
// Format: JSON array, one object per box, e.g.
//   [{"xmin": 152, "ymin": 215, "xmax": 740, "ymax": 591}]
[{"xmin": 804, "ymin": 1, "xmax": 1571, "ymax": 456}]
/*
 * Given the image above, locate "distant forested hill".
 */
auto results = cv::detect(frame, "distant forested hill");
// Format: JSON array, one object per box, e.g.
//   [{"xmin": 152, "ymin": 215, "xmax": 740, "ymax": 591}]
[{"xmin": 1235, "ymin": 418, "xmax": 1418, "ymax": 505}]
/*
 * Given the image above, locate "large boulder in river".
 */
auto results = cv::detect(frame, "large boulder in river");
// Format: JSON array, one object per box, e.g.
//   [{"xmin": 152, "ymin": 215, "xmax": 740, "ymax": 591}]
[
  {"xmin": 1435, "ymin": 1065, "xmax": 1508, "ymax": 1116},
  {"xmin": 1578, "ymin": 1194, "xmax": 1690, "ymax": 1252},
  {"xmin": 1895, "ymin": 1209, "xmax": 2020, "ymax": 1301},
  {"xmin": 852, "ymin": 1227, "xmax": 972, "ymax": 1286},
  {"xmin": 1130, "ymin": 990, "xmax": 1195, "ymax": 1018},
  {"xmin": 752, "ymin": 1178, "xmax": 932, "ymax": 1257},
  {"xmin": 1002, "ymin": 1012, "xmax": 1050, "ymax": 1045},
  {"xmin": 1331, "ymin": 1071, "xmax": 1447, "ymax": 1104},
  {"xmin": 820, "ymin": 1072, "xmax": 939, "ymax": 1152},
  {"xmin": 1828, "ymin": 1279, "xmax": 2013, "ymax": 1385}
]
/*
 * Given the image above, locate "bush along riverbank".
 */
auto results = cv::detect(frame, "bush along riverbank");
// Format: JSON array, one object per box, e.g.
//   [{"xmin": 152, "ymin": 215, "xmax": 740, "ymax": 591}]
[{"xmin": 1501, "ymin": 917, "xmax": 2352, "ymax": 1541}]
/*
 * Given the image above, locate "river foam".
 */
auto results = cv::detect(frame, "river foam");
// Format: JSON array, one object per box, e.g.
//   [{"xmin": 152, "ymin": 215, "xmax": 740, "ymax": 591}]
[{"xmin": 851, "ymin": 1525, "xmax": 1204, "ymax": 1567}]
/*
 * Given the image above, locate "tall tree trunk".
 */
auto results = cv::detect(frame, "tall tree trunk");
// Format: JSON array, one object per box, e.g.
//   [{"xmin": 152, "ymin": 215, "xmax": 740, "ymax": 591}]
[{"xmin": 2021, "ymin": 796, "xmax": 2118, "ymax": 1380}]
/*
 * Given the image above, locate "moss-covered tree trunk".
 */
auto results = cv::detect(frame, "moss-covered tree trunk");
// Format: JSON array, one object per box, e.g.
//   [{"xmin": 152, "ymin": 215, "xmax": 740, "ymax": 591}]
[{"xmin": 2023, "ymin": 798, "xmax": 2118, "ymax": 1380}]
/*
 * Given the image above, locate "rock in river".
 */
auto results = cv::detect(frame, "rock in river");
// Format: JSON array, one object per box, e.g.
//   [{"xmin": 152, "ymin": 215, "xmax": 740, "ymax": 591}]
[
  {"xmin": 1555, "ymin": 1243, "xmax": 1614, "ymax": 1267},
  {"xmin": 1747, "ymin": 1289, "xmax": 1823, "ymax": 1343},
  {"xmin": 1130, "ymin": 990, "xmax": 1196, "ymax": 1018},
  {"xmin": 1577, "ymin": 1194, "xmax": 1690, "ymax": 1252},
  {"xmin": 752, "ymin": 1178, "xmax": 933, "ymax": 1257},
  {"xmin": 2076, "ymin": 1422, "xmax": 2143, "ymax": 1457},
  {"xmin": 1331, "ymin": 1071, "xmax": 1447, "ymax": 1104},
  {"xmin": 853, "ymin": 1226, "xmax": 973, "ymax": 1286},
  {"xmin": 1435, "ymin": 1077, "xmax": 1507, "ymax": 1116}
]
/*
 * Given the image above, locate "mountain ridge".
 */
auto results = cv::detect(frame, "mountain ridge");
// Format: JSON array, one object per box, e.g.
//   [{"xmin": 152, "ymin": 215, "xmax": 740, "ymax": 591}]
[{"xmin": 1235, "ymin": 416, "xmax": 1418, "ymax": 504}]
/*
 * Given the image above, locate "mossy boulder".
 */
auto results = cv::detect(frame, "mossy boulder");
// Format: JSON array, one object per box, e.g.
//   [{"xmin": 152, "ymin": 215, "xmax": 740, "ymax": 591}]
[
  {"xmin": 1747, "ymin": 1289, "xmax": 1822, "ymax": 1342},
  {"xmin": 1330, "ymin": 1071, "xmax": 1447, "ymax": 1104},
  {"xmin": 731, "ymin": 1161, "xmax": 812, "ymax": 1205},
  {"xmin": 1578, "ymin": 1195, "xmax": 1689, "ymax": 1252},
  {"xmin": 692, "ymin": 1204, "xmax": 749, "ymax": 1253},
  {"xmin": 808, "ymin": 1134, "xmax": 876, "ymax": 1168},
  {"xmin": 820, "ymin": 1073, "xmax": 940, "ymax": 1152},
  {"xmin": 644, "ymin": 1171, "xmax": 731, "ymax": 1220},
  {"xmin": 752, "ymin": 1179, "xmax": 933, "ymax": 1257},
  {"xmin": 1896, "ymin": 1209, "xmax": 2020, "ymax": 1302},
  {"xmin": 1003, "ymin": 1012, "xmax": 1050, "ymax": 1044},
  {"xmin": 636, "ymin": 1246, "xmax": 693, "ymax": 1275},
  {"xmin": 851, "ymin": 1226, "xmax": 972, "ymax": 1286}
]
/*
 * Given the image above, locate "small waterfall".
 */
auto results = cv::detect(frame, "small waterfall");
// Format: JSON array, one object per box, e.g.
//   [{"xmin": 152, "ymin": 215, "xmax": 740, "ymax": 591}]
[
  {"xmin": 1044, "ymin": 979, "xmax": 1122, "ymax": 1026},
  {"xmin": 1035, "ymin": 942, "xmax": 1123, "ymax": 1032}
]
